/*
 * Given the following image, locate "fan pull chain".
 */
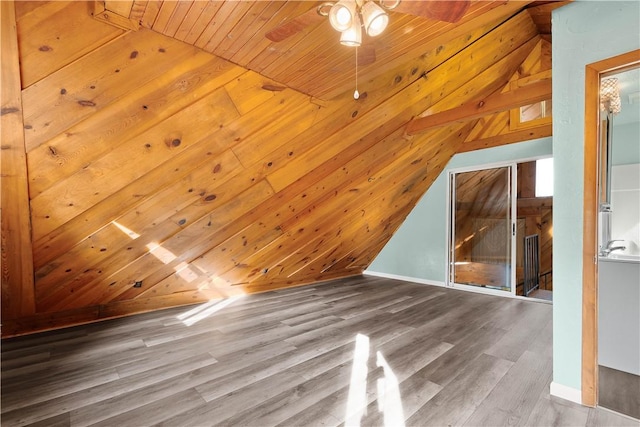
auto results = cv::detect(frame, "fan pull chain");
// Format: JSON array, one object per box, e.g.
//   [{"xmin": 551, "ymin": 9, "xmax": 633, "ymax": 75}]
[{"xmin": 354, "ymin": 47, "xmax": 360, "ymax": 100}]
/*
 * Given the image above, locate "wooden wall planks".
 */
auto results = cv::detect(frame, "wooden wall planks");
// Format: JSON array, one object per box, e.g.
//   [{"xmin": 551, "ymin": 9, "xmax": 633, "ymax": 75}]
[
  {"xmin": 15, "ymin": 1, "xmax": 125, "ymax": 88},
  {"xmin": 123, "ymin": 0, "xmax": 537, "ymax": 100},
  {"xmin": 0, "ymin": 0, "xmax": 553, "ymax": 336},
  {"xmin": 1, "ymin": 0, "xmax": 36, "ymax": 320}
]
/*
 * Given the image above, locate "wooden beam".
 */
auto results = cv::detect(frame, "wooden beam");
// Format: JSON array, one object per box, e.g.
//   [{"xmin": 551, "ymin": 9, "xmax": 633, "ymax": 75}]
[
  {"xmin": 526, "ymin": 1, "xmax": 572, "ymax": 35},
  {"xmin": 510, "ymin": 69, "xmax": 552, "ymax": 90},
  {"xmin": 517, "ymin": 196, "xmax": 553, "ymax": 216},
  {"xmin": 104, "ymin": 0, "xmax": 134, "ymax": 18},
  {"xmin": 457, "ymin": 123, "xmax": 552, "ymax": 152},
  {"xmin": 407, "ymin": 79, "xmax": 552, "ymax": 135},
  {"xmin": 1, "ymin": 0, "xmax": 36, "ymax": 319}
]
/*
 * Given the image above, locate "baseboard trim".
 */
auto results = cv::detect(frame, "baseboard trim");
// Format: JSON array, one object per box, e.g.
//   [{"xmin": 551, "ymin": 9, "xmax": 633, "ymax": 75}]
[
  {"xmin": 362, "ymin": 270, "xmax": 445, "ymax": 288},
  {"xmin": 363, "ymin": 271, "xmax": 556, "ymax": 305},
  {"xmin": 550, "ymin": 382, "xmax": 582, "ymax": 405}
]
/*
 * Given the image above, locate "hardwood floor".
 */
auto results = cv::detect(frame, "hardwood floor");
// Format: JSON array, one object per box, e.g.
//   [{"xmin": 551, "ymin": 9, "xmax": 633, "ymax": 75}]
[
  {"xmin": 1, "ymin": 275, "xmax": 637, "ymax": 426},
  {"xmin": 528, "ymin": 289, "xmax": 553, "ymax": 301}
]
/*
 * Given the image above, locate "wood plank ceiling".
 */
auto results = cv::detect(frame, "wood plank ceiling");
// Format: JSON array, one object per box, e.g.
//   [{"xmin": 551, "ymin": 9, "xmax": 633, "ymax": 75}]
[{"xmin": 1, "ymin": 0, "xmax": 565, "ymax": 336}]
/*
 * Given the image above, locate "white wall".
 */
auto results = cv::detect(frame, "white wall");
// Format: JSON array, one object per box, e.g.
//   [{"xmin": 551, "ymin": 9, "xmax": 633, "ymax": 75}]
[{"xmin": 611, "ymin": 164, "xmax": 640, "ymax": 256}]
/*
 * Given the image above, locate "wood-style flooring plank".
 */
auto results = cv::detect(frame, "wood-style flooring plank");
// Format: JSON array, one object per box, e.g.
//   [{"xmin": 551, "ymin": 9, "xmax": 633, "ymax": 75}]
[
  {"xmin": 521, "ymin": 387, "xmax": 590, "ymax": 427},
  {"xmin": 220, "ymin": 362, "xmax": 355, "ymax": 427},
  {"xmin": 406, "ymin": 353, "xmax": 514, "ymax": 426},
  {"xmin": 91, "ymin": 388, "xmax": 207, "ymax": 427},
  {"xmin": 484, "ymin": 299, "xmax": 551, "ymax": 362},
  {"xmin": 462, "ymin": 350, "xmax": 553, "ymax": 425},
  {"xmin": 3, "ymin": 275, "xmax": 630, "ymax": 427},
  {"xmin": 0, "ymin": 353, "xmax": 217, "ymax": 426}
]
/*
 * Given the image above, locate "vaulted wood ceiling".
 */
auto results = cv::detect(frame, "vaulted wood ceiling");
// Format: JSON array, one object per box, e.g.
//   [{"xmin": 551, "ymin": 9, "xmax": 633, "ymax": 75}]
[{"xmin": 1, "ymin": 0, "xmax": 565, "ymax": 336}]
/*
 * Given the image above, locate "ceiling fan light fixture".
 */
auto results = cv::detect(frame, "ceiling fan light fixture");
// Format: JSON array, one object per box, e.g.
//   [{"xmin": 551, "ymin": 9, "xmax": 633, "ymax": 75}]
[
  {"xmin": 340, "ymin": 13, "xmax": 362, "ymax": 46},
  {"xmin": 361, "ymin": 1, "xmax": 389, "ymax": 37},
  {"xmin": 329, "ymin": 0, "xmax": 357, "ymax": 32}
]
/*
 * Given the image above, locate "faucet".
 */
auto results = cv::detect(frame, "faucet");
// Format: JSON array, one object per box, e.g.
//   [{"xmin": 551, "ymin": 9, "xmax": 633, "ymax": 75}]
[{"xmin": 601, "ymin": 239, "xmax": 627, "ymax": 256}]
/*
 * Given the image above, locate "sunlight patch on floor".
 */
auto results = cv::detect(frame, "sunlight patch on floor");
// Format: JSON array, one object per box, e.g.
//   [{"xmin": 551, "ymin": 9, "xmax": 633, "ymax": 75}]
[
  {"xmin": 345, "ymin": 333, "xmax": 406, "ymax": 427},
  {"xmin": 345, "ymin": 333, "xmax": 370, "ymax": 427},
  {"xmin": 376, "ymin": 351, "xmax": 405, "ymax": 427}
]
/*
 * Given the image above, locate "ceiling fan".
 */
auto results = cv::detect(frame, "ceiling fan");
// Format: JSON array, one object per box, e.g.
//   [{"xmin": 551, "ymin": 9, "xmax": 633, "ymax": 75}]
[{"xmin": 265, "ymin": 0, "xmax": 472, "ymax": 64}]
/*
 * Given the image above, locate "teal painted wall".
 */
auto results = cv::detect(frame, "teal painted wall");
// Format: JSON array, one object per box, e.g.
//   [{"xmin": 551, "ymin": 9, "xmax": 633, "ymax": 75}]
[
  {"xmin": 552, "ymin": 1, "xmax": 639, "ymax": 392},
  {"xmin": 368, "ymin": 137, "xmax": 552, "ymax": 282}
]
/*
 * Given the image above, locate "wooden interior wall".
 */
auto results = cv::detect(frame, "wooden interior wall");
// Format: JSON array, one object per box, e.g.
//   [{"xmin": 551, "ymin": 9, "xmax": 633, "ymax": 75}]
[{"xmin": 1, "ymin": 1, "xmax": 543, "ymax": 336}]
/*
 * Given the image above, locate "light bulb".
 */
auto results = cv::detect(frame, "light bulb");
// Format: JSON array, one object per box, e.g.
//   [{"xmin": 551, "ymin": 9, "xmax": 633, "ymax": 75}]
[
  {"xmin": 340, "ymin": 13, "xmax": 362, "ymax": 46},
  {"xmin": 335, "ymin": 7, "xmax": 351, "ymax": 27},
  {"xmin": 329, "ymin": 0, "xmax": 356, "ymax": 32},
  {"xmin": 361, "ymin": 1, "xmax": 389, "ymax": 37},
  {"xmin": 354, "ymin": 89, "xmax": 360, "ymax": 99},
  {"xmin": 367, "ymin": 14, "xmax": 388, "ymax": 36}
]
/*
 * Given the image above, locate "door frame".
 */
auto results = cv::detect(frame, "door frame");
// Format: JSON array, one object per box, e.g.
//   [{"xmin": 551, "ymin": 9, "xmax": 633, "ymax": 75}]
[
  {"xmin": 445, "ymin": 155, "xmax": 554, "ymax": 299},
  {"xmin": 446, "ymin": 161, "xmax": 518, "ymax": 297},
  {"xmin": 581, "ymin": 49, "xmax": 640, "ymax": 407}
]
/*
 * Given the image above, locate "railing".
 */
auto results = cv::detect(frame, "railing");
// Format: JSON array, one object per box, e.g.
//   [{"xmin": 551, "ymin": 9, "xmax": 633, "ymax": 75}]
[
  {"xmin": 523, "ymin": 234, "xmax": 540, "ymax": 296},
  {"xmin": 540, "ymin": 269, "xmax": 552, "ymax": 290}
]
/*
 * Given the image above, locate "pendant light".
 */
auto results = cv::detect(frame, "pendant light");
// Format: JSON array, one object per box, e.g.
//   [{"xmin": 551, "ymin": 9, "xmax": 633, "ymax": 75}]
[
  {"xmin": 360, "ymin": 1, "xmax": 388, "ymax": 37},
  {"xmin": 340, "ymin": 12, "xmax": 362, "ymax": 46},
  {"xmin": 318, "ymin": 0, "xmax": 399, "ymax": 99},
  {"xmin": 322, "ymin": 0, "xmax": 397, "ymax": 40},
  {"xmin": 329, "ymin": 0, "xmax": 357, "ymax": 32}
]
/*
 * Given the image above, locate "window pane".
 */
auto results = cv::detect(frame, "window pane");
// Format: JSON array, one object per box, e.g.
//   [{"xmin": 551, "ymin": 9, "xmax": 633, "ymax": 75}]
[
  {"xmin": 520, "ymin": 99, "xmax": 552, "ymax": 122},
  {"xmin": 452, "ymin": 167, "xmax": 512, "ymax": 291},
  {"xmin": 536, "ymin": 158, "xmax": 554, "ymax": 197}
]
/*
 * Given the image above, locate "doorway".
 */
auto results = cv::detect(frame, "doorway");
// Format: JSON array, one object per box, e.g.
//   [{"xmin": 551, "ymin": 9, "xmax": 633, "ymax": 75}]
[
  {"xmin": 593, "ymin": 61, "xmax": 640, "ymax": 419},
  {"xmin": 582, "ymin": 49, "xmax": 640, "ymax": 410},
  {"xmin": 515, "ymin": 159, "xmax": 553, "ymax": 300},
  {"xmin": 448, "ymin": 159, "xmax": 554, "ymax": 301}
]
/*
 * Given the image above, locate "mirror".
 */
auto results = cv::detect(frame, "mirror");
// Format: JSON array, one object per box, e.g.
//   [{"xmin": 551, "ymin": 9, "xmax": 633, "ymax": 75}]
[{"xmin": 597, "ymin": 66, "xmax": 640, "ymax": 258}]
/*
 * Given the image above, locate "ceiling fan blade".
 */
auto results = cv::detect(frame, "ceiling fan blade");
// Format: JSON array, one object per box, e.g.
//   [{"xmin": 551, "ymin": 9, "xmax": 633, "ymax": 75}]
[
  {"xmin": 393, "ymin": 0, "xmax": 471, "ymax": 23},
  {"xmin": 358, "ymin": 44, "xmax": 377, "ymax": 66},
  {"xmin": 265, "ymin": 6, "xmax": 325, "ymax": 42}
]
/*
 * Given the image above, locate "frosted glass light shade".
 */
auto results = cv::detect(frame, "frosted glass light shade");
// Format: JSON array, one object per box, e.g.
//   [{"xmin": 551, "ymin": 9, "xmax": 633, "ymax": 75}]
[
  {"xmin": 329, "ymin": 0, "xmax": 357, "ymax": 32},
  {"xmin": 361, "ymin": 1, "xmax": 388, "ymax": 37},
  {"xmin": 340, "ymin": 13, "xmax": 362, "ymax": 46}
]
